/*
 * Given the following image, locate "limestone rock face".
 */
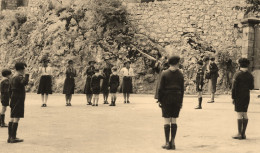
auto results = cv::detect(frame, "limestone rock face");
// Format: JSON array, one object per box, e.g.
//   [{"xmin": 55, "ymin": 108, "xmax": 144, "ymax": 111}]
[{"xmin": 0, "ymin": 0, "xmax": 244, "ymax": 94}]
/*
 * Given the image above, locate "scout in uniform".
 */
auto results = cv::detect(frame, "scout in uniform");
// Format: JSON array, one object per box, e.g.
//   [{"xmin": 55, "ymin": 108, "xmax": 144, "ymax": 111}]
[
  {"xmin": 207, "ymin": 57, "xmax": 219, "ymax": 103},
  {"xmin": 91, "ymin": 69, "xmax": 103, "ymax": 106},
  {"xmin": 109, "ymin": 67, "xmax": 120, "ymax": 106},
  {"xmin": 154, "ymin": 56, "xmax": 169, "ymax": 101},
  {"xmin": 37, "ymin": 58, "xmax": 53, "ymax": 107},
  {"xmin": 0, "ymin": 69, "xmax": 12, "ymax": 127},
  {"xmin": 232, "ymin": 58, "xmax": 254, "ymax": 140},
  {"xmin": 84, "ymin": 60, "xmax": 96, "ymax": 105},
  {"xmin": 195, "ymin": 60, "xmax": 204, "ymax": 109},
  {"xmin": 101, "ymin": 61, "xmax": 112, "ymax": 104},
  {"xmin": 158, "ymin": 56, "xmax": 184, "ymax": 150},
  {"xmin": 7, "ymin": 62, "xmax": 29, "ymax": 143},
  {"xmin": 120, "ymin": 60, "xmax": 134, "ymax": 104},
  {"xmin": 63, "ymin": 60, "xmax": 77, "ymax": 106}
]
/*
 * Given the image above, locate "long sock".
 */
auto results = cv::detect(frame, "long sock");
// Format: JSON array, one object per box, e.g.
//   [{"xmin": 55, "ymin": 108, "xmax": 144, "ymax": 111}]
[
  {"xmin": 8, "ymin": 122, "xmax": 13, "ymax": 139},
  {"xmin": 199, "ymin": 97, "xmax": 202, "ymax": 107},
  {"xmin": 1, "ymin": 114, "xmax": 7, "ymax": 126},
  {"xmin": 66, "ymin": 95, "xmax": 69, "ymax": 104},
  {"xmin": 12, "ymin": 123, "xmax": 18, "ymax": 139},
  {"xmin": 170, "ymin": 124, "xmax": 177, "ymax": 149},
  {"xmin": 242, "ymin": 119, "xmax": 248, "ymax": 137},
  {"xmin": 171, "ymin": 124, "xmax": 177, "ymax": 142},
  {"xmin": 0, "ymin": 114, "xmax": 4, "ymax": 124},
  {"xmin": 237, "ymin": 119, "xmax": 243, "ymax": 135},
  {"xmin": 164, "ymin": 124, "xmax": 170, "ymax": 143}
]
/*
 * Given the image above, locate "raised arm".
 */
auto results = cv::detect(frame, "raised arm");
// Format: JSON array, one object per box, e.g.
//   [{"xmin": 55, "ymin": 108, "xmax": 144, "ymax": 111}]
[
  {"xmin": 199, "ymin": 69, "xmax": 204, "ymax": 86},
  {"xmin": 210, "ymin": 63, "xmax": 219, "ymax": 73},
  {"xmin": 249, "ymin": 74, "xmax": 254, "ymax": 90},
  {"xmin": 18, "ymin": 74, "xmax": 30, "ymax": 86},
  {"xmin": 232, "ymin": 72, "xmax": 239, "ymax": 100},
  {"xmin": 158, "ymin": 73, "xmax": 165, "ymax": 103}
]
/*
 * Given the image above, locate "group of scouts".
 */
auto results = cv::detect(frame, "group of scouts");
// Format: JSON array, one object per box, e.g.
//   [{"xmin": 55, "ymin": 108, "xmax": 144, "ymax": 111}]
[
  {"xmin": 37, "ymin": 58, "xmax": 134, "ymax": 107},
  {"xmin": 0, "ymin": 55, "xmax": 255, "ymax": 148},
  {"xmin": 194, "ymin": 57, "xmax": 219, "ymax": 109},
  {"xmin": 0, "ymin": 57, "xmax": 135, "ymax": 143},
  {"xmin": 154, "ymin": 55, "xmax": 254, "ymax": 150},
  {"xmin": 0, "ymin": 62, "xmax": 29, "ymax": 143}
]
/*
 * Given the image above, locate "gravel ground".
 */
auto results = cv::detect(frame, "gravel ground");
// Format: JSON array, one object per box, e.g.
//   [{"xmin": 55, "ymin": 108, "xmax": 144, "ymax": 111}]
[{"xmin": 0, "ymin": 92, "xmax": 260, "ymax": 153}]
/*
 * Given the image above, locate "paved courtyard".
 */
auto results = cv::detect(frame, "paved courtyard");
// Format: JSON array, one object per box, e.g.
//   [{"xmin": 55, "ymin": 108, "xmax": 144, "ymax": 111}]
[{"xmin": 0, "ymin": 92, "xmax": 260, "ymax": 153}]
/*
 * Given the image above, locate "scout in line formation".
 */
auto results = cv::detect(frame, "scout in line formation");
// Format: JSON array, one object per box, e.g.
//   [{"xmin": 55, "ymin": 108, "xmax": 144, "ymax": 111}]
[
  {"xmin": 0, "ymin": 58, "xmax": 134, "ymax": 143},
  {"xmin": 0, "ymin": 62, "xmax": 29, "ymax": 143},
  {"xmin": 36, "ymin": 57, "xmax": 134, "ymax": 107},
  {"xmin": 155, "ymin": 55, "xmax": 254, "ymax": 150},
  {"xmin": 0, "ymin": 55, "xmax": 255, "ymax": 147}
]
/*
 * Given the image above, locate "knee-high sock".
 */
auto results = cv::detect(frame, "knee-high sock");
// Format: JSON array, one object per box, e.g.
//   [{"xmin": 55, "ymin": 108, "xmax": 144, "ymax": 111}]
[
  {"xmin": 171, "ymin": 124, "xmax": 177, "ymax": 142},
  {"xmin": 198, "ymin": 97, "xmax": 202, "ymax": 107},
  {"xmin": 237, "ymin": 119, "xmax": 243, "ymax": 135},
  {"xmin": 8, "ymin": 122, "xmax": 13, "ymax": 139},
  {"xmin": 242, "ymin": 119, "xmax": 248, "ymax": 136},
  {"xmin": 164, "ymin": 124, "xmax": 170, "ymax": 143},
  {"xmin": 0, "ymin": 114, "xmax": 5, "ymax": 124},
  {"xmin": 12, "ymin": 123, "xmax": 19, "ymax": 139}
]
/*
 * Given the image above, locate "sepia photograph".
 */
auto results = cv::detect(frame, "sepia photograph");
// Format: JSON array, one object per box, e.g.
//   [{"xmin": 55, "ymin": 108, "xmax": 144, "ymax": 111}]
[{"xmin": 0, "ymin": 0, "xmax": 260, "ymax": 152}]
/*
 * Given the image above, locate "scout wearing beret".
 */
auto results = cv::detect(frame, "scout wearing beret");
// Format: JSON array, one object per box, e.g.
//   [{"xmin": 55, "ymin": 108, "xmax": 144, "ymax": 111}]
[
  {"xmin": 232, "ymin": 58, "xmax": 254, "ymax": 140},
  {"xmin": 0, "ymin": 69, "xmax": 12, "ymax": 127},
  {"xmin": 37, "ymin": 58, "xmax": 53, "ymax": 107},
  {"xmin": 8, "ymin": 62, "xmax": 29, "ymax": 143},
  {"xmin": 207, "ymin": 57, "xmax": 219, "ymax": 103},
  {"xmin": 108, "ymin": 67, "xmax": 120, "ymax": 106},
  {"xmin": 195, "ymin": 60, "xmax": 205, "ymax": 109},
  {"xmin": 90, "ymin": 68, "xmax": 103, "ymax": 106},
  {"xmin": 63, "ymin": 60, "xmax": 77, "ymax": 106},
  {"xmin": 101, "ymin": 61, "xmax": 112, "ymax": 105},
  {"xmin": 158, "ymin": 55, "xmax": 184, "ymax": 150},
  {"xmin": 84, "ymin": 60, "xmax": 96, "ymax": 105},
  {"xmin": 120, "ymin": 60, "xmax": 134, "ymax": 104}
]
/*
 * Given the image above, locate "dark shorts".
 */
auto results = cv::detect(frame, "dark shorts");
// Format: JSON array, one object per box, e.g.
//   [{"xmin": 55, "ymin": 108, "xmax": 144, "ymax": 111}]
[
  {"xmin": 92, "ymin": 87, "xmax": 101, "ymax": 94},
  {"xmin": 234, "ymin": 97, "xmax": 250, "ymax": 112},
  {"xmin": 110, "ymin": 84, "xmax": 118, "ymax": 93},
  {"xmin": 161, "ymin": 104, "xmax": 181, "ymax": 118},
  {"xmin": 160, "ymin": 91, "xmax": 183, "ymax": 118},
  {"xmin": 1, "ymin": 94, "xmax": 9, "ymax": 106},
  {"xmin": 10, "ymin": 94, "xmax": 25, "ymax": 118},
  {"xmin": 102, "ymin": 79, "xmax": 109, "ymax": 94}
]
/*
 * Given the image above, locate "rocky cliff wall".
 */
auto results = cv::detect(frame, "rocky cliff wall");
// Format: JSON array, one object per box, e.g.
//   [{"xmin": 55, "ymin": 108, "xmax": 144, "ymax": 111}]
[
  {"xmin": 125, "ymin": 0, "xmax": 245, "ymax": 93},
  {"xmin": 0, "ymin": 0, "xmax": 246, "ymax": 94}
]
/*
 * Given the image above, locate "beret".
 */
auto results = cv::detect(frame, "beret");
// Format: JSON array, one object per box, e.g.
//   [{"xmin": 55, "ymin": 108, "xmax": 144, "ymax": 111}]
[
  {"xmin": 15, "ymin": 62, "xmax": 27, "ymax": 71},
  {"xmin": 1, "ymin": 69, "xmax": 12, "ymax": 77},
  {"xmin": 238, "ymin": 58, "xmax": 250, "ymax": 68},
  {"xmin": 168, "ymin": 55, "xmax": 180, "ymax": 66}
]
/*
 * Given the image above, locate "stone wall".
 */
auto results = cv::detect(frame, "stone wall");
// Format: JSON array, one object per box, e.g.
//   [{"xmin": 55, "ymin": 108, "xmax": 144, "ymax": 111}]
[
  {"xmin": 0, "ymin": 0, "xmax": 248, "ymax": 94},
  {"xmin": 124, "ymin": 0, "xmax": 246, "ymax": 93},
  {"xmin": 127, "ymin": 0, "xmax": 245, "ymax": 51}
]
